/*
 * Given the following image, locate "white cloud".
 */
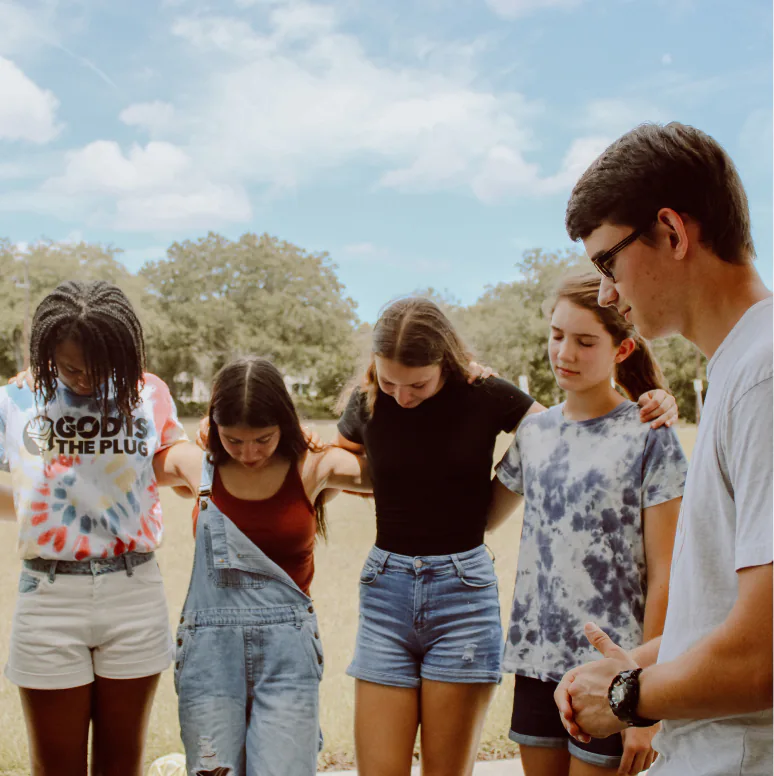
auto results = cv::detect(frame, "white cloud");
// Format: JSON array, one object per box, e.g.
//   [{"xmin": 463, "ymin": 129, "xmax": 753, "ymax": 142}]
[
  {"xmin": 486, "ymin": 0, "xmax": 583, "ymax": 19},
  {"xmin": 0, "ymin": 0, "xmax": 57, "ymax": 55},
  {"xmin": 0, "ymin": 56, "xmax": 61, "ymax": 143},
  {"xmin": 167, "ymin": 6, "xmax": 549, "ymax": 202},
  {"xmin": 120, "ymin": 101, "xmax": 176, "ymax": 135},
  {"xmin": 113, "ymin": 186, "xmax": 251, "ymax": 231},
  {"xmin": 45, "ymin": 141, "xmax": 191, "ymax": 195},
  {"xmin": 36, "ymin": 140, "xmax": 251, "ymax": 230},
  {"xmin": 662, "ymin": 53, "xmax": 673, "ymax": 65},
  {"xmin": 471, "ymin": 135, "xmax": 609, "ymax": 202}
]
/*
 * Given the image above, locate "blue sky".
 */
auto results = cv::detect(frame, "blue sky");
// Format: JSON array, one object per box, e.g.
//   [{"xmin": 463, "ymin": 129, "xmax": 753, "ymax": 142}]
[{"xmin": 1, "ymin": 0, "xmax": 771, "ymax": 322}]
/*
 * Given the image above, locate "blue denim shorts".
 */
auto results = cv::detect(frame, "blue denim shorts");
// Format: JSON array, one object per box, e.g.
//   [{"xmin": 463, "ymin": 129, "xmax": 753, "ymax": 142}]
[{"xmin": 346, "ymin": 544, "xmax": 503, "ymax": 688}]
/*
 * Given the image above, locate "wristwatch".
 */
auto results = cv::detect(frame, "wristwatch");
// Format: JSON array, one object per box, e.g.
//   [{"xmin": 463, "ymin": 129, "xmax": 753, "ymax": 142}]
[{"xmin": 608, "ymin": 668, "xmax": 660, "ymax": 728}]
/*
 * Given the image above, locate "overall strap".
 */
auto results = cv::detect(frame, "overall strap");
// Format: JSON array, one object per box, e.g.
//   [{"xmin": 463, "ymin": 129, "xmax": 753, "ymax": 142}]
[{"xmin": 199, "ymin": 455, "xmax": 215, "ymax": 499}]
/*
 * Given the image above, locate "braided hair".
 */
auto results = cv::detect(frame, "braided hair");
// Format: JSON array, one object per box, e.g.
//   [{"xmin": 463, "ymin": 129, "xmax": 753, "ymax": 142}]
[{"xmin": 30, "ymin": 280, "xmax": 146, "ymax": 420}]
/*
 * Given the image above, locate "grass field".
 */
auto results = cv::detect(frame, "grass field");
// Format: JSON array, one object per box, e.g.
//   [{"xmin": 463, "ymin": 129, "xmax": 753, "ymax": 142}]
[{"xmin": 0, "ymin": 421, "xmax": 697, "ymax": 775}]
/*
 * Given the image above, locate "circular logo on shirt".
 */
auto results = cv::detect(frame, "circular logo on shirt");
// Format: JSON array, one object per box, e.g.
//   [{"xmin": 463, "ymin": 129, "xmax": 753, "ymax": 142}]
[{"xmin": 23, "ymin": 415, "xmax": 54, "ymax": 456}]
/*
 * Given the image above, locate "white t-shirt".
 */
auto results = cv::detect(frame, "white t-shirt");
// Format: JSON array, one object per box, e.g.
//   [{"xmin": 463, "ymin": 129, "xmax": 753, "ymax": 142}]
[
  {"xmin": 652, "ymin": 297, "xmax": 773, "ymax": 775},
  {"xmin": 496, "ymin": 401, "xmax": 687, "ymax": 682},
  {"xmin": 0, "ymin": 374, "xmax": 186, "ymax": 561}
]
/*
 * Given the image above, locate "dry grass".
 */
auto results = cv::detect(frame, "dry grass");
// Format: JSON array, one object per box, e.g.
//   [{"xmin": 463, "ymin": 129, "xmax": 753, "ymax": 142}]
[{"xmin": 0, "ymin": 421, "xmax": 697, "ymax": 774}]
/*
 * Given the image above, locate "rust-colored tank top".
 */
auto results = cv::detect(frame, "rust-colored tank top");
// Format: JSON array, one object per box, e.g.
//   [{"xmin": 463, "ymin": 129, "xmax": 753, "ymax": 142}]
[{"xmin": 193, "ymin": 462, "xmax": 317, "ymax": 595}]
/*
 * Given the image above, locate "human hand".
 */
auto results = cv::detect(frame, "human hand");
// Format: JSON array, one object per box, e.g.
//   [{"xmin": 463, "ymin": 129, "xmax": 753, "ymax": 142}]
[
  {"xmin": 619, "ymin": 724, "xmax": 659, "ymax": 775},
  {"xmin": 555, "ymin": 623, "xmax": 639, "ymax": 741},
  {"xmin": 467, "ymin": 361, "xmax": 498, "ymax": 383},
  {"xmin": 302, "ymin": 425, "xmax": 324, "ymax": 450},
  {"xmin": 637, "ymin": 389, "xmax": 678, "ymax": 429},
  {"xmin": 8, "ymin": 369, "xmax": 33, "ymax": 390}
]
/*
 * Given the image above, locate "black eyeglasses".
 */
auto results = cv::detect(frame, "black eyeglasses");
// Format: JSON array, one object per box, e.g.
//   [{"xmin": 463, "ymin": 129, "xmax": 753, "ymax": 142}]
[{"xmin": 590, "ymin": 224, "xmax": 651, "ymax": 280}]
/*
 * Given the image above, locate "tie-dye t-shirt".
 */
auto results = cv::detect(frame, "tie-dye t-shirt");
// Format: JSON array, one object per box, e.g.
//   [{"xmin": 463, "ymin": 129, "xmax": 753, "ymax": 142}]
[
  {"xmin": 496, "ymin": 400, "xmax": 687, "ymax": 683},
  {"xmin": 0, "ymin": 373, "xmax": 186, "ymax": 561}
]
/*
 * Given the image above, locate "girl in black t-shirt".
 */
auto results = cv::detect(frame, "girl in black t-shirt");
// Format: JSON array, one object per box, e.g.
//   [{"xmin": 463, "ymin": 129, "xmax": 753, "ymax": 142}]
[{"xmin": 335, "ymin": 296, "xmax": 676, "ymax": 774}]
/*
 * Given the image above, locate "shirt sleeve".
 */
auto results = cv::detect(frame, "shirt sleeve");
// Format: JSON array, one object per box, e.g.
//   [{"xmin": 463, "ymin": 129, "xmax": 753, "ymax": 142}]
[
  {"xmin": 641, "ymin": 424, "xmax": 688, "ymax": 508},
  {"xmin": 479, "ymin": 376, "xmax": 535, "ymax": 433},
  {"xmin": 495, "ymin": 431, "xmax": 525, "ymax": 495},
  {"xmin": 337, "ymin": 387, "xmax": 367, "ymax": 445},
  {"xmin": 726, "ymin": 378, "xmax": 773, "ymax": 570},
  {"xmin": 145, "ymin": 374, "xmax": 188, "ymax": 452}
]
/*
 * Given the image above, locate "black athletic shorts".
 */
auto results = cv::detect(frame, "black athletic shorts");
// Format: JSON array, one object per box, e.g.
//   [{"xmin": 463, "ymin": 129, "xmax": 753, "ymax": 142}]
[{"xmin": 510, "ymin": 674, "xmax": 623, "ymax": 769}]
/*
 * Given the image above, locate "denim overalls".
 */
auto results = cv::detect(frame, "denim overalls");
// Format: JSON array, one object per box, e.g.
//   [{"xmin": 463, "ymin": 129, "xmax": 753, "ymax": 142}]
[{"xmin": 175, "ymin": 459, "xmax": 324, "ymax": 775}]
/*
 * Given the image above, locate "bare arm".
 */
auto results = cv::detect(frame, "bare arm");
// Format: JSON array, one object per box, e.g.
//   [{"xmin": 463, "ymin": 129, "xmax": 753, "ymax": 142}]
[
  {"xmin": 0, "ymin": 481, "xmax": 15, "ymax": 520},
  {"xmin": 304, "ymin": 446, "xmax": 371, "ymax": 503},
  {"xmin": 638, "ymin": 562, "xmax": 773, "ymax": 720},
  {"xmin": 152, "ymin": 442, "xmax": 203, "ymax": 498},
  {"xmin": 640, "ymin": 497, "xmax": 681, "ymax": 642},
  {"xmin": 557, "ymin": 563, "xmax": 774, "ymax": 741},
  {"xmin": 331, "ymin": 431, "xmax": 365, "ymax": 455},
  {"xmin": 486, "ymin": 478, "xmax": 523, "ymax": 532}
]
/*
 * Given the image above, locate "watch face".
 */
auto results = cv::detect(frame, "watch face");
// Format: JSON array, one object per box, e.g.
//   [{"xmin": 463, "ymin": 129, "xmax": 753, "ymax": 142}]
[{"xmin": 610, "ymin": 682, "xmax": 626, "ymax": 706}]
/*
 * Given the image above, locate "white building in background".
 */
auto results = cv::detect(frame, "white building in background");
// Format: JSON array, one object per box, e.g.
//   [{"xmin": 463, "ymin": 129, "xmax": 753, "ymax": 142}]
[
  {"xmin": 174, "ymin": 372, "xmax": 210, "ymax": 403},
  {"xmin": 284, "ymin": 373, "xmax": 318, "ymax": 399},
  {"xmin": 173, "ymin": 371, "xmax": 317, "ymax": 403}
]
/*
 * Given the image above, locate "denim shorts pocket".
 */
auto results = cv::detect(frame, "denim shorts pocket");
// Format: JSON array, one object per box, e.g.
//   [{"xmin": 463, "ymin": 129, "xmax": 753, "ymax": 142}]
[
  {"xmin": 457, "ymin": 558, "xmax": 497, "ymax": 589},
  {"xmin": 174, "ymin": 628, "xmax": 194, "ymax": 693},
  {"xmin": 18, "ymin": 571, "xmax": 41, "ymax": 594},
  {"xmin": 359, "ymin": 563, "xmax": 380, "ymax": 585}
]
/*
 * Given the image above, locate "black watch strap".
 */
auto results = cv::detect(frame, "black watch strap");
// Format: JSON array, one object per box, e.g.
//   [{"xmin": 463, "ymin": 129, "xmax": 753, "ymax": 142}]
[{"xmin": 608, "ymin": 668, "xmax": 660, "ymax": 728}]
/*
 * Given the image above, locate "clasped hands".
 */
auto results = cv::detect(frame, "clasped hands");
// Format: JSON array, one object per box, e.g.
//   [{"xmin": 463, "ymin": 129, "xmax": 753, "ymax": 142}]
[{"xmin": 554, "ymin": 622, "xmax": 659, "ymax": 775}]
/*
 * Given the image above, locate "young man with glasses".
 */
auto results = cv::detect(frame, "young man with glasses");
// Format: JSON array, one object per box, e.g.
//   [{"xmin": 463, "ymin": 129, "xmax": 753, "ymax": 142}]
[{"xmin": 553, "ymin": 122, "xmax": 772, "ymax": 775}]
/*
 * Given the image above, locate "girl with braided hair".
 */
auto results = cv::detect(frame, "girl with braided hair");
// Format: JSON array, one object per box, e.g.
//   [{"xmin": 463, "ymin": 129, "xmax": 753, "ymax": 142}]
[{"xmin": 0, "ymin": 280, "xmax": 187, "ymax": 776}]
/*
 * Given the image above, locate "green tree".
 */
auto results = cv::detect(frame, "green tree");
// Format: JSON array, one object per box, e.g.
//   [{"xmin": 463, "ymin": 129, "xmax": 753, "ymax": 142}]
[
  {"xmin": 461, "ymin": 248, "xmax": 584, "ymax": 407},
  {"xmin": 0, "ymin": 239, "xmax": 144, "ymax": 375},
  {"xmin": 141, "ymin": 232, "xmax": 360, "ymax": 412}
]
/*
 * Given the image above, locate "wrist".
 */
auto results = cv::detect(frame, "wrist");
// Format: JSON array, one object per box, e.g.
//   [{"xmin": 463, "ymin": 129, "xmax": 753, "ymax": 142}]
[
  {"xmin": 635, "ymin": 665, "xmax": 660, "ymax": 721},
  {"xmin": 609, "ymin": 668, "xmax": 660, "ymax": 728}
]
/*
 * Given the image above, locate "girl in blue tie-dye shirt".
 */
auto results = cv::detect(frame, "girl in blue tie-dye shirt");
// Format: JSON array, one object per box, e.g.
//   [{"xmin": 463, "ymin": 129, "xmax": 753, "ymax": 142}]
[{"xmin": 490, "ymin": 273, "xmax": 688, "ymax": 776}]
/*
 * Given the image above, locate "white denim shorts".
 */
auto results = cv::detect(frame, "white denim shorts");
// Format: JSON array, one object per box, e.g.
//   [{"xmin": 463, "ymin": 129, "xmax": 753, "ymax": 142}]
[{"xmin": 5, "ymin": 555, "xmax": 173, "ymax": 690}]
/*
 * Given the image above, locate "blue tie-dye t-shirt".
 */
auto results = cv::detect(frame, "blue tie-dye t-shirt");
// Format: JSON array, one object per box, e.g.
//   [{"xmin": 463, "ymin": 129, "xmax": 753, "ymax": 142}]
[{"xmin": 496, "ymin": 400, "xmax": 687, "ymax": 683}]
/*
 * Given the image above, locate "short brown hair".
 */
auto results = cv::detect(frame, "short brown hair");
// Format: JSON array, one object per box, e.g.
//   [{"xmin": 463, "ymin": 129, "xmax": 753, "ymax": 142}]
[
  {"xmin": 545, "ymin": 272, "xmax": 668, "ymax": 401},
  {"xmin": 565, "ymin": 122, "xmax": 754, "ymax": 265}
]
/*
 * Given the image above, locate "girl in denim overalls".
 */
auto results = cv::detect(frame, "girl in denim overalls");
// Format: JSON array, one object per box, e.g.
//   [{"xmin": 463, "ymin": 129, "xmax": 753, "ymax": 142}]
[{"xmin": 157, "ymin": 357, "xmax": 370, "ymax": 775}]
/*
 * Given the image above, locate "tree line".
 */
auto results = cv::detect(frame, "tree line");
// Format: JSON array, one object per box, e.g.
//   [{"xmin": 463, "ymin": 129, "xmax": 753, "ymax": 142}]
[{"xmin": 0, "ymin": 234, "xmax": 706, "ymax": 421}]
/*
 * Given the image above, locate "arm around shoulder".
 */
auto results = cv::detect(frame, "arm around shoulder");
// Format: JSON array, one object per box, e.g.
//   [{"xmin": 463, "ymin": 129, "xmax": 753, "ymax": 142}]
[
  {"xmin": 305, "ymin": 446, "xmax": 371, "ymax": 502},
  {"xmin": 153, "ymin": 441, "xmax": 203, "ymax": 498}
]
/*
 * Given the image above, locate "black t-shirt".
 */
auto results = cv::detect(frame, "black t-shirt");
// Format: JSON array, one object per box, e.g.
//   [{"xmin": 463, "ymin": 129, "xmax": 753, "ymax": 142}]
[{"xmin": 337, "ymin": 376, "xmax": 534, "ymax": 555}]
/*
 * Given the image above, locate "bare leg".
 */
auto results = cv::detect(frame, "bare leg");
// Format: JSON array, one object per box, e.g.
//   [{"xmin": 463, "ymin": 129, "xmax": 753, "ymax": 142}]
[
  {"xmin": 569, "ymin": 754, "xmax": 618, "ymax": 776},
  {"xmin": 354, "ymin": 679, "xmax": 420, "ymax": 776},
  {"xmin": 20, "ymin": 685, "xmax": 92, "ymax": 776},
  {"xmin": 90, "ymin": 674, "xmax": 160, "ymax": 776},
  {"xmin": 519, "ymin": 744, "xmax": 571, "ymax": 776},
  {"xmin": 418, "ymin": 679, "xmax": 495, "ymax": 776}
]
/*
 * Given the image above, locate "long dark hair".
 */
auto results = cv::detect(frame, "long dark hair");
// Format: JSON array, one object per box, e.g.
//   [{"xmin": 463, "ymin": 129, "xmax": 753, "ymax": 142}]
[
  {"xmin": 30, "ymin": 280, "xmax": 146, "ymax": 420},
  {"xmin": 544, "ymin": 273, "xmax": 668, "ymax": 401},
  {"xmin": 346, "ymin": 297, "xmax": 473, "ymax": 415},
  {"xmin": 207, "ymin": 357, "xmax": 328, "ymax": 539}
]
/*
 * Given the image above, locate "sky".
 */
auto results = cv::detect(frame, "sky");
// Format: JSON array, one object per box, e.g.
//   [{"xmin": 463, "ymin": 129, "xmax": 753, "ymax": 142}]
[{"xmin": 0, "ymin": 0, "xmax": 771, "ymax": 323}]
